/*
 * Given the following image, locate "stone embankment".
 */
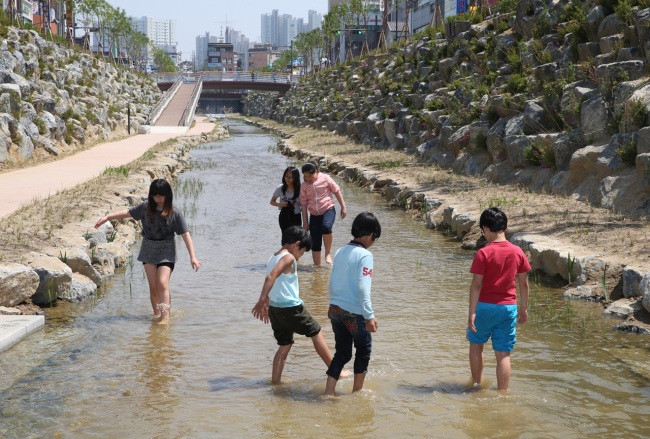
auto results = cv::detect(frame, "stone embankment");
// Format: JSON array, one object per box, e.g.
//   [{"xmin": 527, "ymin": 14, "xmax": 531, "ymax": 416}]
[
  {"xmin": 245, "ymin": 0, "xmax": 650, "ymax": 221},
  {"xmin": 0, "ymin": 125, "xmax": 229, "ymax": 315},
  {"xmin": 242, "ymin": 0, "xmax": 650, "ymax": 332},
  {"xmin": 0, "ymin": 26, "xmax": 160, "ymax": 165},
  {"xmin": 245, "ymin": 117, "xmax": 650, "ymax": 334}
]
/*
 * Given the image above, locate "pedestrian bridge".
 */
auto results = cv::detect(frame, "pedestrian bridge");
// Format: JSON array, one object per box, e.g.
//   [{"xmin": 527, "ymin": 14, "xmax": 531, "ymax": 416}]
[{"xmin": 148, "ymin": 72, "xmax": 292, "ymax": 126}]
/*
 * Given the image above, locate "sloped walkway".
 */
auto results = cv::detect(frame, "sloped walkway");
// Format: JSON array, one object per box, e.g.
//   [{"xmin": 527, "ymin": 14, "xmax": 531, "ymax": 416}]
[
  {"xmin": 155, "ymin": 83, "xmax": 197, "ymax": 126},
  {"xmin": 0, "ymin": 117, "xmax": 216, "ymax": 353},
  {"xmin": 0, "ymin": 118, "xmax": 215, "ymax": 219}
]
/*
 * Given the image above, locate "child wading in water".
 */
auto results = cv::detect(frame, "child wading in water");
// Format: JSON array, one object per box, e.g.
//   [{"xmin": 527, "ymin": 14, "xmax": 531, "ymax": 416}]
[
  {"xmin": 252, "ymin": 226, "xmax": 347, "ymax": 383},
  {"xmin": 299, "ymin": 162, "xmax": 347, "ymax": 266},
  {"xmin": 95, "ymin": 178, "xmax": 201, "ymax": 324},
  {"xmin": 325, "ymin": 212, "xmax": 381, "ymax": 396},
  {"xmin": 467, "ymin": 207, "xmax": 530, "ymax": 391}
]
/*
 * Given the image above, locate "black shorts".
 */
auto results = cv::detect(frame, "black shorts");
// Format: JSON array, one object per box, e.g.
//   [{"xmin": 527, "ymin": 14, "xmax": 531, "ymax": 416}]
[
  {"xmin": 142, "ymin": 261, "xmax": 175, "ymax": 272},
  {"xmin": 269, "ymin": 304, "xmax": 321, "ymax": 346}
]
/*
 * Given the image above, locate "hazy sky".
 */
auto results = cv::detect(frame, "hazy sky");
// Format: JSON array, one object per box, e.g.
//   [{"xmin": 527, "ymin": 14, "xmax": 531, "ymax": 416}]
[{"xmin": 107, "ymin": 0, "xmax": 328, "ymax": 61}]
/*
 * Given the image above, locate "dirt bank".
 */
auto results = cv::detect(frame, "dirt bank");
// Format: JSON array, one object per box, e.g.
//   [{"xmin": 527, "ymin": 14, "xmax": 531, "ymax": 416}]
[
  {"xmin": 0, "ymin": 125, "xmax": 228, "ymax": 312},
  {"xmin": 241, "ymin": 116, "xmax": 650, "ymax": 332}
]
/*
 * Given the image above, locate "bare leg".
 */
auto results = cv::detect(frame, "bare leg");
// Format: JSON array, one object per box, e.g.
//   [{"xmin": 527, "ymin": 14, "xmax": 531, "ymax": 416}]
[
  {"xmin": 312, "ymin": 250, "xmax": 322, "ymax": 266},
  {"xmin": 324, "ymin": 375, "xmax": 338, "ymax": 396},
  {"xmin": 311, "ymin": 332, "xmax": 333, "ymax": 365},
  {"xmin": 469, "ymin": 342, "xmax": 484, "ymax": 386},
  {"xmin": 323, "ymin": 234, "xmax": 334, "ymax": 264},
  {"xmin": 495, "ymin": 350, "xmax": 512, "ymax": 391},
  {"xmin": 272, "ymin": 344, "xmax": 292, "ymax": 383},
  {"xmin": 311, "ymin": 332, "xmax": 352, "ymax": 378},
  {"xmin": 352, "ymin": 373, "xmax": 367, "ymax": 392},
  {"xmin": 155, "ymin": 266, "xmax": 173, "ymax": 325},
  {"xmin": 144, "ymin": 264, "xmax": 161, "ymax": 317}
]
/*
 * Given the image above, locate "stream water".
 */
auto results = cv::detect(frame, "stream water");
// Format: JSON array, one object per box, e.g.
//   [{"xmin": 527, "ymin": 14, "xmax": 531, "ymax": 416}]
[{"xmin": 0, "ymin": 119, "xmax": 649, "ymax": 438}]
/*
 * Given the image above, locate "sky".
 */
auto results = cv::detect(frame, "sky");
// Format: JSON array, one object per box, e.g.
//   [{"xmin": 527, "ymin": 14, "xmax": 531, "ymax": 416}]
[{"xmin": 107, "ymin": 0, "xmax": 328, "ymax": 61}]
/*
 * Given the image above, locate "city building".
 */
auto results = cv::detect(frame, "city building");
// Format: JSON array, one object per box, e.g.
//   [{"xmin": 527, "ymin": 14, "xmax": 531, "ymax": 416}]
[
  {"xmin": 195, "ymin": 33, "xmax": 221, "ymax": 71},
  {"xmin": 261, "ymin": 8, "xmax": 323, "ymax": 51},
  {"xmin": 207, "ymin": 42, "xmax": 238, "ymax": 72},
  {"xmin": 225, "ymin": 27, "xmax": 250, "ymax": 71},
  {"xmin": 129, "ymin": 16, "xmax": 179, "ymax": 66},
  {"xmin": 248, "ymin": 44, "xmax": 281, "ymax": 71},
  {"xmin": 307, "ymin": 10, "xmax": 323, "ymax": 31}
]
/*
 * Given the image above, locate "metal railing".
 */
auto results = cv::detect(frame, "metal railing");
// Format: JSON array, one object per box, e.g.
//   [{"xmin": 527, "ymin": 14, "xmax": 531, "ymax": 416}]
[
  {"xmin": 180, "ymin": 76, "xmax": 203, "ymax": 127},
  {"xmin": 153, "ymin": 71, "xmax": 296, "ymax": 84}
]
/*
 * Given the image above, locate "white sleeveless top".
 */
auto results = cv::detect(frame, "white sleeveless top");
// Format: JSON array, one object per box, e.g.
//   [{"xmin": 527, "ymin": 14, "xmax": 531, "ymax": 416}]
[{"xmin": 267, "ymin": 251, "xmax": 302, "ymax": 308}]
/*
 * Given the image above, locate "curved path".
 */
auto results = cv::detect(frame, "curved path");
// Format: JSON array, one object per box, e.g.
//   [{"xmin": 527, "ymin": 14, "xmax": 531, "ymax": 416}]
[
  {"xmin": 0, "ymin": 118, "xmax": 216, "ymax": 353},
  {"xmin": 0, "ymin": 119, "xmax": 215, "ymax": 219}
]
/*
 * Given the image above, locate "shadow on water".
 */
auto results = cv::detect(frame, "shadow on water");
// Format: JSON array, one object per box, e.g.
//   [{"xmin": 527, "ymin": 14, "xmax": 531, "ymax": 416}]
[
  {"xmin": 208, "ymin": 376, "xmax": 268, "ymax": 392},
  {"xmin": 398, "ymin": 381, "xmax": 477, "ymax": 395},
  {"xmin": 232, "ymin": 263, "xmax": 267, "ymax": 272}
]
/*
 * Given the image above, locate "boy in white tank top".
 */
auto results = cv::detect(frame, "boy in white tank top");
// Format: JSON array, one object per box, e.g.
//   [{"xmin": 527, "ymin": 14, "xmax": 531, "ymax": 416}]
[{"xmin": 252, "ymin": 226, "xmax": 349, "ymax": 383}]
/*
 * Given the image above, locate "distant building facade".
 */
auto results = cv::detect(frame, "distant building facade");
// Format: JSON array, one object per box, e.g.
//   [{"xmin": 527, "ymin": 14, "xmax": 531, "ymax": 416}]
[
  {"xmin": 207, "ymin": 42, "xmax": 237, "ymax": 71},
  {"xmin": 261, "ymin": 8, "xmax": 323, "ymax": 49},
  {"xmin": 248, "ymin": 44, "xmax": 281, "ymax": 71},
  {"xmin": 129, "ymin": 16, "xmax": 179, "ymax": 66}
]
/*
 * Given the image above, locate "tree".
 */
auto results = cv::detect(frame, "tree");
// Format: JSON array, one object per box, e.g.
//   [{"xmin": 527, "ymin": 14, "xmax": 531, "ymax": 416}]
[{"xmin": 152, "ymin": 47, "xmax": 177, "ymax": 72}]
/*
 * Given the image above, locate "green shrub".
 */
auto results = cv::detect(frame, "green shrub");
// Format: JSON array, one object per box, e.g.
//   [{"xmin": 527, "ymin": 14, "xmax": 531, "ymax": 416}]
[
  {"xmin": 497, "ymin": 0, "xmax": 518, "ymax": 14},
  {"xmin": 506, "ymin": 73, "xmax": 528, "ymax": 94},
  {"xmin": 426, "ymin": 97, "xmax": 445, "ymax": 111},
  {"xmin": 626, "ymin": 99, "xmax": 649, "ymax": 129},
  {"xmin": 506, "ymin": 47, "xmax": 522, "ymax": 73},
  {"xmin": 61, "ymin": 108, "xmax": 76, "ymax": 121},
  {"xmin": 615, "ymin": 0, "xmax": 633, "ymax": 24},
  {"xmin": 36, "ymin": 118, "xmax": 48, "ymax": 135},
  {"xmin": 616, "ymin": 138, "xmax": 637, "ymax": 166},
  {"xmin": 532, "ymin": 9, "xmax": 552, "ymax": 39},
  {"xmin": 525, "ymin": 141, "xmax": 555, "ymax": 167},
  {"xmin": 530, "ymin": 40, "xmax": 553, "ymax": 64},
  {"xmin": 103, "ymin": 166, "xmax": 129, "ymax": 177},
  {"xmin": 475, "ymin": 132, "xmax": 488, "ymax": 150}
]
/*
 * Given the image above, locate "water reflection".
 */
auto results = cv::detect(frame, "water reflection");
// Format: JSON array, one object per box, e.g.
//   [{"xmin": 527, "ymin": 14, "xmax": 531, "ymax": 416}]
[{"xmin": 137, "ymin": 324, "xmax": 180, "ymax": 397}]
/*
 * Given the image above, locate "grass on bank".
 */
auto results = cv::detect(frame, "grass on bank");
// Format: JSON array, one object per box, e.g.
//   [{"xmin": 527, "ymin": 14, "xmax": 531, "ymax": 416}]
[{"xmin": 0, "ymin": 137, "xmax": 188, "ymax": 264}]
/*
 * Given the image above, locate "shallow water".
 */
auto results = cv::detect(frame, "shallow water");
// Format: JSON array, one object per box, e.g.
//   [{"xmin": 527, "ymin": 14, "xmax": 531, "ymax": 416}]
[{"xmin": 1, "ymin": 119, "xmax": 649, "ymax": 438}]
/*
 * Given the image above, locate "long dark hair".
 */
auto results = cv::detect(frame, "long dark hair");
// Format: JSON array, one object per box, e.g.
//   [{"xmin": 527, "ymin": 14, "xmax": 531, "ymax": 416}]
[
  {"xmin": 281, "ymin": 166, "xmax": 300, "ymax": 200},
  {"xmin": 147, "ymin": 179, "xmax": 174, "ymax": 218}
]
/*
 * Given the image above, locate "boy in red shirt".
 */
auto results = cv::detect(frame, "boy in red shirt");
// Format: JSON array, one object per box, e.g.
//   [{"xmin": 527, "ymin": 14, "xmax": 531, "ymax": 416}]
[{"xmin": 467, "ymin": 207, "xmax": 530, "ymax": 391}]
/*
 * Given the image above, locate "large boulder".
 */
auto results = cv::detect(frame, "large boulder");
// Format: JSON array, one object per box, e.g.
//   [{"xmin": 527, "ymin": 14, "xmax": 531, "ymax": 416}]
[
  {"xmin": 59, "ymin": 273, "xmax": 97, "ymax": 302},
  {"xmin": 641, "ymin": 273, "xmax": 650, "ymax": 313},
  {"xmin": 0, "ymin": 263, "xmax": 40, "ymax": 307},
  {"xmin": 581, "ymin": 96, "xmax": 610, "ymax": 143},
  {"xmin": 24, "ymin": 252, "xmax": 72, "ymax": 305},
  {"xmin": 59, "ymin": 246, "xmax": 103, "ymax": 286},
  {"xmin": 585, "ymin": 6, "xmax": 606, "ymax": 42}
]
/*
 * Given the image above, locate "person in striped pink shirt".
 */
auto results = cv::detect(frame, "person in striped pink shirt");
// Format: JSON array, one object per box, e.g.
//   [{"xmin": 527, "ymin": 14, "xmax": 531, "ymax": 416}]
[{"xmin": 300, "ymin": 162, "xmax": 348, "ymax": 265}]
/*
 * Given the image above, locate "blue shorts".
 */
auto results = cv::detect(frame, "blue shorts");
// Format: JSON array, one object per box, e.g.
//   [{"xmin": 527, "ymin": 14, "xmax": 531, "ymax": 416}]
[
  {"xmin": 466, "ymin": 302, "xmax": 518, "ymax": 352},
  {"xmin": 309, "ymin": 207, "xmax": 336, "ymax": 252}
]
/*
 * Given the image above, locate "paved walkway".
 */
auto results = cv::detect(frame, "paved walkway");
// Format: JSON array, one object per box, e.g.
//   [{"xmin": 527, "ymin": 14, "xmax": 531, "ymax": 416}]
[
  {"xmin": 0, "ymin": 118, "xmax": 215, "ymax": 219},
  {"xmin": 0, "ymin": 118, "xmax": 217, "ymax": 354}
]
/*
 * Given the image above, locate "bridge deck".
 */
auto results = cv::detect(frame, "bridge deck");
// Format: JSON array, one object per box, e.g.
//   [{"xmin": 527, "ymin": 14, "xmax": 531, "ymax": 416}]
[
  {"xmin": 154, "ymin": 82, "xmax": 196, "ymax": 126},
  {"xmin": 154, "ymin": 72, "xmax": 291, "ymax": 94}
]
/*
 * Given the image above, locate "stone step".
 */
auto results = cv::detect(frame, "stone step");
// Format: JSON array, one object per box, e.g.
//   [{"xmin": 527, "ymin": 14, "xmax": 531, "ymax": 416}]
[{"xmin": 0, "ymin": 315, "xmax": 45, "ymax": 354}]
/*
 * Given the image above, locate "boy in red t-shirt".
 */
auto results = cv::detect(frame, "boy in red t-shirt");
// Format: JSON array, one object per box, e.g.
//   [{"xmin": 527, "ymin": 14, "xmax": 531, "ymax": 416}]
[{"xmin": 467, "ymin": 207, "xmax": 531, "ymax": 391}]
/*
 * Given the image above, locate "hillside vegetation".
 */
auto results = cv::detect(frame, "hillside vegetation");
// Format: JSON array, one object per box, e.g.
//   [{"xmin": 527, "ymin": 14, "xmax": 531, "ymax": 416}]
[{"xmin": 246, "ymin": 0, "xmax": 650, "ymax": 218}]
